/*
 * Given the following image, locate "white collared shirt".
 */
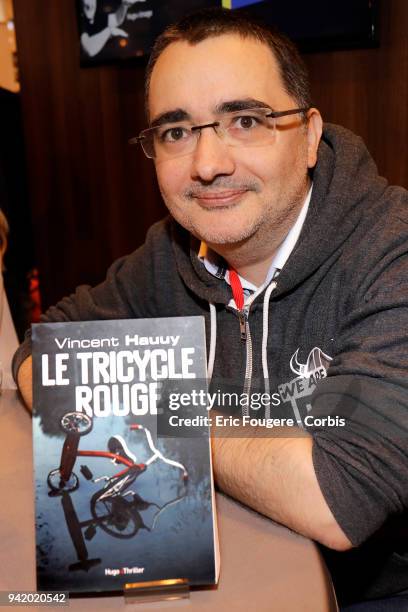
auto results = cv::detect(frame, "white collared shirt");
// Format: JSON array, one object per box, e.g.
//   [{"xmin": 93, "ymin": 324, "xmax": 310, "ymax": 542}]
[{"xmin": 198, "ymin": 185, "xmax": 312, "ymax": 308}]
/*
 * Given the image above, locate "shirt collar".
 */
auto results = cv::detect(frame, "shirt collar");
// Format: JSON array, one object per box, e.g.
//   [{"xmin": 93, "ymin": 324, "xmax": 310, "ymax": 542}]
[{"xmin": 272, "ymin": 184, "xmax": 312, "ymax": 271}]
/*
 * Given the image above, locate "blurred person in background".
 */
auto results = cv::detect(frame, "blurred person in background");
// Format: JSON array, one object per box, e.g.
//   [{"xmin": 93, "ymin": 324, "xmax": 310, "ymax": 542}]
[
  {"xmin": 0, "ymin": 86, "xmax": 36, "ymax": 341},
  {"xmin": 0, "ymin": 209, "xmax": 18, "ymax": 389}
]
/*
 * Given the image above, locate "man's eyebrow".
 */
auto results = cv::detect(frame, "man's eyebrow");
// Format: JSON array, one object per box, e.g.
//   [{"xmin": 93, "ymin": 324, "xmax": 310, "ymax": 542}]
[
  {"xmin": 215, "ymin": 98, "xmax": 273, "ymax": 113},
  {"xmin": 149, "ymin": 99, "xmax": 273, "ymax": 127},
  {"xmin": 150, "ymin": 109, "xmax": 191, "ymax": 128}
]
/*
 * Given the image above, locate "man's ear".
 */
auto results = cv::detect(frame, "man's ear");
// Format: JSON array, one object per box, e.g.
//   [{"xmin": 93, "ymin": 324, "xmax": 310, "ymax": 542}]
[{"xmin": 306, "ymin": 108, "xmax": 323, "ymax": 169}]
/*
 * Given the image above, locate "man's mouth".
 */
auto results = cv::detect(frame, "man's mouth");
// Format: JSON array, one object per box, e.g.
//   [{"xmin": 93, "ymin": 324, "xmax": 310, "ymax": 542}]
[{"xmin": 192, "ymin": 189, "xmax": 249, "ymax": 208}]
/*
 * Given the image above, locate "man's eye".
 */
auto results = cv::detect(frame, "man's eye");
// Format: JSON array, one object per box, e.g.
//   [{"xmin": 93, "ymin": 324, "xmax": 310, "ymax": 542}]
[
  {"xmin": 160, "ymin": 127, "xmax": 189, "ymax": 143},
  {"xmin": 233, "ymin": 115, "xmax": 260, "ymax": 129}
]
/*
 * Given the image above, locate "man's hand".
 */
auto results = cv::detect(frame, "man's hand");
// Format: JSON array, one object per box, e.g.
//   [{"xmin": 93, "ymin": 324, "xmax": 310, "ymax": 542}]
[
  {"xmin": 211, "ymin": 416, "xmax": 352, "ymax": 551},
  {"xmin": 17, "ymin": 356, "xmax": 33, "ymax": 412}
]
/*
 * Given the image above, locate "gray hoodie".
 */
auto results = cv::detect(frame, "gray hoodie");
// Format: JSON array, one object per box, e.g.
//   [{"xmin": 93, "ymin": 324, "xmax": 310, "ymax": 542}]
[{"xmin": 13, "ymin": 124, "xmax": 408, "ymax": 604}]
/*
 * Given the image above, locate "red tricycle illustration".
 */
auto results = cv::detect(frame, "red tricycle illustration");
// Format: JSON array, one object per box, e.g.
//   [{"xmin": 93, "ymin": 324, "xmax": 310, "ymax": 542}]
[
  {"xmin": 45, "ymin": 411, "xmax": 188, "ymax": 572},
  {"xmin": 47, "ymin": 411, "xmax": 188, "ymax": 501}
]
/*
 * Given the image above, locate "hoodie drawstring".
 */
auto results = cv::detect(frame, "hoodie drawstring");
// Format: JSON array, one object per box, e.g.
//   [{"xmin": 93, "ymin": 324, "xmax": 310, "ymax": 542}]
[
  {"xmin": 262, "ymin": 281, "xmax": 277, "ymax": 419},
  {"xmin": 207, "ymin": 303, "xmax": 217, "ymax": 381}
]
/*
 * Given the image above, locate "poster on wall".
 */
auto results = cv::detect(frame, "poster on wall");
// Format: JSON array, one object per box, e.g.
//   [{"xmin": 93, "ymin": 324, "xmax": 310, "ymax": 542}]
[
  {"xmin": 76, "ymin": 0, "xmax": 218, "ymax": 65},
  {"xmin": 76, "ymin": 0, "xmax": 379, "ymax": 65}
]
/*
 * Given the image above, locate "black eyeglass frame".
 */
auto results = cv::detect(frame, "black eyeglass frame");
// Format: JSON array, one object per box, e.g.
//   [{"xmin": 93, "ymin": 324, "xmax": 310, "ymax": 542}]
[{"xmin": 129, "ymin": 106, "xmax": 310, "ymax": 158}]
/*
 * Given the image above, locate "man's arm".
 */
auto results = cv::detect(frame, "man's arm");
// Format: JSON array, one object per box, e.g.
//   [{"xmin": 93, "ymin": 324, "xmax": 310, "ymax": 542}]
[
  {"xmin": 17, "ymin": 355, "xmax": 32, "ymax": 411},
  {"xmin": 212, "ymin": 208, "xmax": 408, "ymax": 552},
  {"xmin": 81, "ymin": 0, "xmax": 135, "ymax": 58},
  {"xmin": 211, "ymin": 421, "xmax": 352, "ymax": 551},
  {"xmin": 81, "ymin": 26, "xmax": 128, "ymax": 58}
]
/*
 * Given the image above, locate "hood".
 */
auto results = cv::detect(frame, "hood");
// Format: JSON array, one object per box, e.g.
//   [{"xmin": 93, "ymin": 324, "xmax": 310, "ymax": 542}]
[
  {"xmin": 172, "ymin": 122, "xmax": 389, "ymax": 304},
  {"xmin": 275, "ymin": 123, "xmax": 388, "ymax": 297}
]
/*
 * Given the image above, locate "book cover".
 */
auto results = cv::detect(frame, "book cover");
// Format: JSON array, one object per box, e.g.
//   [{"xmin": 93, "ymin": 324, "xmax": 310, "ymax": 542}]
[{"xmin": 32, "ymin": 316, "xmax": 218, "ymax": 594}]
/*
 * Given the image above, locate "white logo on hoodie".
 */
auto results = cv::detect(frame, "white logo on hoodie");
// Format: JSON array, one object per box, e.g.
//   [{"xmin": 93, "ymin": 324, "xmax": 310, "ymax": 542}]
[{"xmin": 289, "ymin": 347, "xmax": 332, "ymax": 379}]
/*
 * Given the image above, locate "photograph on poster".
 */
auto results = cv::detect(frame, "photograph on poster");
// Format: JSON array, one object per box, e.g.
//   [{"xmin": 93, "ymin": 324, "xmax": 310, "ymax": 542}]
[{"xmin": 76, "ymin": 0, "xmax": 378, "ymax": 65}]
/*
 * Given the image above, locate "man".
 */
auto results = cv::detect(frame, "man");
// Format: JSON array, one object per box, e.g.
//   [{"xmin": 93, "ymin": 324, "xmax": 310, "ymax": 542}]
[{"xmin": 13, "ymin": 9, "xmax": 408, "ymax": 609}]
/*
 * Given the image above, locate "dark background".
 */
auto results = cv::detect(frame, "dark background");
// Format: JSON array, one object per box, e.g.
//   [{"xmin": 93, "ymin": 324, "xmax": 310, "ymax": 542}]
[{"xmin": 11, "ymin": 0, "xmax": 408, "ymax": 311}]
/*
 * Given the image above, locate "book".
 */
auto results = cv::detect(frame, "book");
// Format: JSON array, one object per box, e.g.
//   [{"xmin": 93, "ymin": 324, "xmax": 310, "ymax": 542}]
[{"xmin": 32, "ymin": 316, "xmax": 219, "ymax": 594}]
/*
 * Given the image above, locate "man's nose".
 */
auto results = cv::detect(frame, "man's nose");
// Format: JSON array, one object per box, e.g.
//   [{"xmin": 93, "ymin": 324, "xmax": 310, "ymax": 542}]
[{"xmin": 190, "ymin": 127, "xmax": 235, "ymax": 182}]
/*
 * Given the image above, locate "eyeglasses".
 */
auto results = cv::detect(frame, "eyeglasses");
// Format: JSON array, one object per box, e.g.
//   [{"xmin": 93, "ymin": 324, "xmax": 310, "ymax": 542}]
[{"xmin": 130, "ymin": 107, "xmax": 309, "ymax": 160}]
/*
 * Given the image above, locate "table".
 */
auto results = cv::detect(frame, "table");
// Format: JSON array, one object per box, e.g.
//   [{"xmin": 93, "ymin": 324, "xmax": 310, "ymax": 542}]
[{"xmin": 0, "ymin": 390, "xmax": 338, "ymax": 611}]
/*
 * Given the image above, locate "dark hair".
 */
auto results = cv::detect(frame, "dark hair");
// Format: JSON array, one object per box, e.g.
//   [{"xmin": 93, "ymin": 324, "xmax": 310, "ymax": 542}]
[{"xmin": 145, "ymin": 8, "xmax": 312, "ymax": 118}]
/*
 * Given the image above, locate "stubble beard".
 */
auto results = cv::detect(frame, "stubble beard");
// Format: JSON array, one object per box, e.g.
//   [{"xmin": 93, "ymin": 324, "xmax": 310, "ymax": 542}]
[
  {"xmin": 162, "ymin": 142, "xmax": 310, "ymax": 257},
  {"xmin": 171, "ymin": 182, "xmax": 309, "ymax": 270},
  {"xmin": 213, "ymin": 173, "xmax": 309, "ymax": 266}
]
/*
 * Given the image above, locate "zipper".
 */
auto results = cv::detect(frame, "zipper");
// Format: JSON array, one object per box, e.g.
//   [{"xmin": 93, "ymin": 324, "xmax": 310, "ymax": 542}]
[
  {"xmin": 238, "ymin": 306, "xmax": 253, "ymax": 418},
  {"xmin": 237, "ymin": 279, "xmax": 277, "ymax": 418},
  {"xmin": 228, "ymin": 268, "xmax": 277, "ymax": 419},
  {"xmin": 238, "ymin": 309, "xmax": 247, "ymax": 341}
]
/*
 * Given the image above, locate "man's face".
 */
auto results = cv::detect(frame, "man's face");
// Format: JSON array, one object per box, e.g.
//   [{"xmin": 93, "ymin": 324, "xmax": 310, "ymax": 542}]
[
  {"xmin": 148, "ymin": 34, "xmax": 321, "ymax": 250},
  {"xmin": 83, "ymin": 0, "xmax": 97, "ymax": 21}
]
